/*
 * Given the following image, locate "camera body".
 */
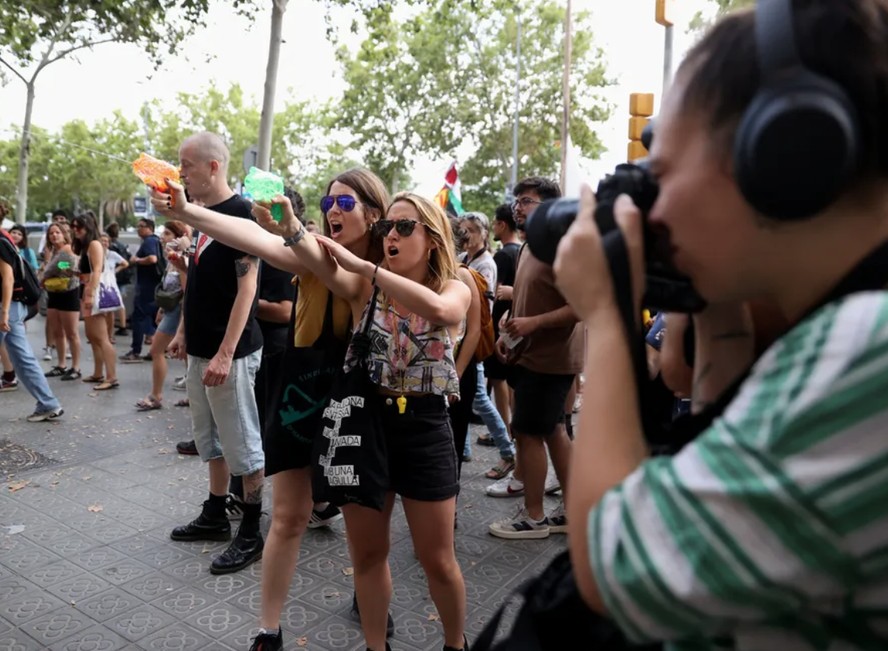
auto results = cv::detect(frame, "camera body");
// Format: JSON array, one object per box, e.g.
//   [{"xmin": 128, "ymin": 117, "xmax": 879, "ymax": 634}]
[{"xmin": 525, "ymin": 163, "xmax": 706, "ymax": 313}]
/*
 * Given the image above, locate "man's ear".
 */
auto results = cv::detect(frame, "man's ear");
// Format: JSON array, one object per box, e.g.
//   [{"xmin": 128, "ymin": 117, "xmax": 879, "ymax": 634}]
[{"xmin": 210, "ymin": 160, "xmax": 220, "ymax": 174}]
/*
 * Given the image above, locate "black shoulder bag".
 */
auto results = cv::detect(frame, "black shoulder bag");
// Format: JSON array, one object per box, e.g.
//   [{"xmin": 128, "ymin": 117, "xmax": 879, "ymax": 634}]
[{"xmin": 267, "ymin": 283, "xmax": 349, "ymax": 459}]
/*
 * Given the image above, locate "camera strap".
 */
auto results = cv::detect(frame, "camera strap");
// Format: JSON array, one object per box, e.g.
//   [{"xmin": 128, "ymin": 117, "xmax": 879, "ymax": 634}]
[{"xmin": 596, "ymin": 216, "xmax": 661, "ymax": 437}]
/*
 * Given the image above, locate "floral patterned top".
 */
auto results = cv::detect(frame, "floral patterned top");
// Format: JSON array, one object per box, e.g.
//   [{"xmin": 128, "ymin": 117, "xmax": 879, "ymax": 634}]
[{"xmin": 344, "ymin": 290, "xmax": 460, "ymax": 397}]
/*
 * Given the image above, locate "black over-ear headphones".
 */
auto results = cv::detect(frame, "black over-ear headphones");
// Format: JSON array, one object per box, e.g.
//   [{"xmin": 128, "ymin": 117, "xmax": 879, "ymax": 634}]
[{"xmin": 733, "ymin": 0, "xmax": 861, "ymax": 220}]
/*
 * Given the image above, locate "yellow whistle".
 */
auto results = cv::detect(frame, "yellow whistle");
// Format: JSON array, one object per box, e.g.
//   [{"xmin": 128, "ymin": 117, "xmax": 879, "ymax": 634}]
[{"xmin": 397, "ymin": 395, "xmax": 407, "ymax": 415}]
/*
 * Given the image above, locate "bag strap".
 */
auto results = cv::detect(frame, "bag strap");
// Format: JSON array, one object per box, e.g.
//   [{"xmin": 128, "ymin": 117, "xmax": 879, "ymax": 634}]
[
  {"xmin": 360, "ymin": 286, "xmax": 380, "ymax": 338},
  {"xmin": 592, "ymin": 204, "xmax": 659, "ymax": 439},
  {"xmin": 286, "ymin": 278, "xmax": 300, "ymax": 346}
]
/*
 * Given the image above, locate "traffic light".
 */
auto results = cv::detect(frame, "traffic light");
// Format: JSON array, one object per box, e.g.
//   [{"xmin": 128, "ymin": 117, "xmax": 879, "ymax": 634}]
[{"xmin": 629, "ymin": 92, "xmax": 654, "ymax": 162}]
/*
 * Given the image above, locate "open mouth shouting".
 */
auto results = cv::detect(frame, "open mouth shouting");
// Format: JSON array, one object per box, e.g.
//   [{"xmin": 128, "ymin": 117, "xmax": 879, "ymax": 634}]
[
  {"xmin": 387, "ymin": 245, "xmax": 400, "ymax": 258},
  {"xmin": 328, "ymin": 221, "xmax": 344, "ymax": 238}
]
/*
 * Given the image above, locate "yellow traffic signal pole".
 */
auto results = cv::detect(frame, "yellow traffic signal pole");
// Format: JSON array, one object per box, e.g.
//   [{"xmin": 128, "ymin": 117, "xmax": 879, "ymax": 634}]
[
  {"xmin": 656, "ymin": 0, "xmax": 676, "ymax": 91},
  {"xmin": 629, "ymin": 93, "xmax": 654, "ymax": 162}
]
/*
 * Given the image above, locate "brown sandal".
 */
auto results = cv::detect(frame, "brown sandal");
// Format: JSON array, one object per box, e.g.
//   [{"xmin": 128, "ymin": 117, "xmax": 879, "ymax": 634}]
[
  {"xmin": 82, "ymin": 375, "xmax": 104, "ymax": 383},
  {"xmin": 95, "ymin": 380, "xmax": 119, "ymax": 391},
  {"xmin": 136, "ymin": 395, "xmax": 162, "ymax": 411},
  {"xmin": 485, "ymin": 458, "xmax": 516, "ymax": 480}
]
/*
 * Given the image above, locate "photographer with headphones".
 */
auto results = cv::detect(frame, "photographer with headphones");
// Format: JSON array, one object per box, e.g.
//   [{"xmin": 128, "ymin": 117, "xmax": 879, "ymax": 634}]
[{"xmin": 554, "ymin": 1, "xmax": 888, "ymax": 648}]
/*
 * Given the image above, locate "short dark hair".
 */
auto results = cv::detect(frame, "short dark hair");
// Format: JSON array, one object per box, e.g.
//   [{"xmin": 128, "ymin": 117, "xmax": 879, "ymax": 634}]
[
  {"xmin": 513, "ymin": 177, "xmax": 561, "ymax": 202},
  {"xmin": 51, "ymin": 209, "xmax": 68, "ymax": 221},
  {"xmin": 138, "ymin": 219, "xmax": 156, "ymax": 232},
  {"xmin": 494, "ymin": 203, "xmax": 517, "ymax": 231},
  {"xmin": 105, "ymin": 222, "xmax": 120, "ymax": 239},
  {"xmin": 680, "ymin": 1, "xmax": 888, "ymax": 180},
  {"xmin": 283, "ymin": 187, "xmax": 306, "ymax": 221}
]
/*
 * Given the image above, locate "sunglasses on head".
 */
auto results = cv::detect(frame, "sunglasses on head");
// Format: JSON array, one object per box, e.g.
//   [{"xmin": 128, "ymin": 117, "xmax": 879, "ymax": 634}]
[
  {"xmin": 320, "ymin": 194, "xmax": 358, "ymax": 214},
  {"xmin": 374, "ymin": 219, "xmax": 423, "ymax": 237}
]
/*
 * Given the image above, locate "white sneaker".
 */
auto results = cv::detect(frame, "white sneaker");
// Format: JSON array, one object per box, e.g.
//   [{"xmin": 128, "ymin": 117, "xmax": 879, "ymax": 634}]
[
  {"xmin": 489, "ymin": 506, "xmax": 549, "ymax": 539},
  {"xmin": 173, "ymin": 375, "xmax": 187, "ymax": 392},
  {"xmin": 42, "ymin": 347, "xmax": 52, "ymax": 361},
  {"xmin": 486, "ymin": 473, "xmax": 525, "ymax": 498},
  {"xmin": 548, "ymin": 502, "xmax": 567, "ymax": 534}
]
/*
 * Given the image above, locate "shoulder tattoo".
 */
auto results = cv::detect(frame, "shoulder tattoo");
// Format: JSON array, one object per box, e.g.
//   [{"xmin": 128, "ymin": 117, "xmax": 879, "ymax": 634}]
[{"xmin": 235, "ymin": 256, "xmax": 258, "ymax": 278}]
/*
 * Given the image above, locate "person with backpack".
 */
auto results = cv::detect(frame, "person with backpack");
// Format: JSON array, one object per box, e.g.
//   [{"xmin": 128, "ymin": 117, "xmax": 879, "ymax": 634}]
[
  {"xmin": 121, "ymin": 218, "xmax": 163, "ymax": 362},
  {"xmin": 555, "ymin": 1, "xmax": 888, "ymax": 648},
  {"xmin": 0, "ymin": 225, "xmax": 63, "ymax": 422},
  {"xmin": 457, "ymin": 213, "xmax": 515, "ymax": 476}
]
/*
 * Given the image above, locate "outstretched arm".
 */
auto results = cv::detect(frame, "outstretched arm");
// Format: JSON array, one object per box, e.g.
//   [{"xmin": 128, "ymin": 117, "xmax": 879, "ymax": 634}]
[{"xmin": 315, "ymin": 235, "xmax": 471, "ymax": 327}]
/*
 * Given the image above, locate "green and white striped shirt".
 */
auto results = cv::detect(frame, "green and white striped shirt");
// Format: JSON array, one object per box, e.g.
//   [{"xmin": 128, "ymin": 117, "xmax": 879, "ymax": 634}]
[{"xmin": 590, "ymin": 293, "xmax": 888, "ymax": 650}]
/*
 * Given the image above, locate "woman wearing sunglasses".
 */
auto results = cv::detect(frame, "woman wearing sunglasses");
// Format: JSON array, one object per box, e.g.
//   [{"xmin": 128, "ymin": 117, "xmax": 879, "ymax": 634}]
[
  {"xmin": 151, "ymin": 168, "xmax": 389, "ymax": 651},
  {"xmin": 313, "ymin": 193, "xmax": 471, "ymax": 651},
  {"xmin": 71, "ymin": 213, "xmax": 118, "ymax": 390}
]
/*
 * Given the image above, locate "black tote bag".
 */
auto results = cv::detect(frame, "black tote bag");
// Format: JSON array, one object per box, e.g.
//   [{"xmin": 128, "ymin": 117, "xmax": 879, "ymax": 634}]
[
  {"xmin": 267, "ymin": 285, "xmax": 348, "ymax": 455},
  {"xmin": 311, "ymin": 287, "xmax": 388, "ymax": 511}
]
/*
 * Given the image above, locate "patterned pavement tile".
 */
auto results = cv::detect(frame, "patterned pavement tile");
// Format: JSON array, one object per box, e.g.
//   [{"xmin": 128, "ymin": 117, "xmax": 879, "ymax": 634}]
[{"xmin": 48, "ymin": 624, "xmax": 131, "ymax": 651}]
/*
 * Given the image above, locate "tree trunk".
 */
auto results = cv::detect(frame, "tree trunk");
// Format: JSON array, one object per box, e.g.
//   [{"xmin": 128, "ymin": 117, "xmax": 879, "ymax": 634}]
[
  {"xmin": 14, "ymin": 81, "xmax": 36, "ymax": 224},
  {"xmin": 98, "ymin": 198, "xmax": 105, "ymax": 232},
  {"xmin": 257, "ymin": 0, "xmax": 288, "ymax": 170}
]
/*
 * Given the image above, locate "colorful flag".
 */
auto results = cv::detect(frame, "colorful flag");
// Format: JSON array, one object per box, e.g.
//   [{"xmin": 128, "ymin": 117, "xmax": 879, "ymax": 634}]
[{"xmin": 434, "ymin": 161, "xmax": 465, "ymax": 216}]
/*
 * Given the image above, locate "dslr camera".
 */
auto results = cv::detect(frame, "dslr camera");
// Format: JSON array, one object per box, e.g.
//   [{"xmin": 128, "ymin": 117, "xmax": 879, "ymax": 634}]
[{"xmin": 525, "ymin": 131, "xmax": 706, "ymax": 313}]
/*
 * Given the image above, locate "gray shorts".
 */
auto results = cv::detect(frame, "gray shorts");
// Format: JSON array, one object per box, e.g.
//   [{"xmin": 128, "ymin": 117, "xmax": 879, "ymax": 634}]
[{"xmin": 187, "ymin": 350, "xmax": 264, "ymax": 475}]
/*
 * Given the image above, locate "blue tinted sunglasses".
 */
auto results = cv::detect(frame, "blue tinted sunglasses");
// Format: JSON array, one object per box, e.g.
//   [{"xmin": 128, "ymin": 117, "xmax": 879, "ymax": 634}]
[{"xmin": 320, "ymin": 194, "xmax": 358, "ymax": 214}]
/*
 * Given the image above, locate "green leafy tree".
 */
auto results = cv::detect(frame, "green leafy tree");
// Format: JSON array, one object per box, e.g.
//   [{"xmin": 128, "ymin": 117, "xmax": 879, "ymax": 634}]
[
  {"xmin": 0, "ymin": 0, "xmax": 260, "ymax": 223},
  {"xmin": 334, "ymin": 0, "xmax": 611, "ymax": 214},
  {"xmin": 141, "ymin": 85, "xmax": 348, "ymax": 193}
]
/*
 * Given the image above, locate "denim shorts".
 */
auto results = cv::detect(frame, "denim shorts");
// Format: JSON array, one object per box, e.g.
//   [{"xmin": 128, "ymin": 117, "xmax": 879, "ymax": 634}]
[
  {"xmin": 157, "ymin": 304, "xmax": 181, "ymax": 336},
  {"xmin": 187, "ymin": 349, "xmax": 264, "ymax": 475},
  {"xmin": 376, "ymin": 394, "xmax": 459, "ymax": 501}
]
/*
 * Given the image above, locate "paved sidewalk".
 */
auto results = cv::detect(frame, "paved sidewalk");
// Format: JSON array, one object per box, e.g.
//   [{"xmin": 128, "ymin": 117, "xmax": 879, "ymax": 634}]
[{"xmin": 0, "ymin": 320, "xmax": 566, "ymax": 650}]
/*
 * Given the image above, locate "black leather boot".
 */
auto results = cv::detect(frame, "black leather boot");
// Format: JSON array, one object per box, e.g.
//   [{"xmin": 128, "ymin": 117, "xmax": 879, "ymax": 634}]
[
  {"xmin": 210, "ymin": 521, "xmax": 263, "ymax": 574},
  {"xmin": 170, "ymin": 500, "xmax": 231, "ymax": 541}
]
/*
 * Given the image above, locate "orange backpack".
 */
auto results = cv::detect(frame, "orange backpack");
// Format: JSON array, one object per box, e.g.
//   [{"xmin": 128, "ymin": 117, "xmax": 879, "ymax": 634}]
[{"xmin": 460, "ymin": 263, "xmax": 496, "ymax": 362}]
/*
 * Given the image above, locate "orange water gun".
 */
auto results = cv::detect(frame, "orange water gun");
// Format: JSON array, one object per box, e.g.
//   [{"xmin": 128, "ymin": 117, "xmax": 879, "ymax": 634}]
[{"xmin": 132, "ymin": 153, "xmax": 180, "ymax": 194}]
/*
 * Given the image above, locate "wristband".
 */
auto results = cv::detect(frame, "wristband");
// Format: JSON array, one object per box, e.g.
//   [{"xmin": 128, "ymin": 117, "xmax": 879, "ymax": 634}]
[
  {"xmin": 371, "ymin": 262, "xmax": 381, "ymax": 286},
  {"xmin": 282, "ymin": 227, "xmax": 306, "ymax": 248}
]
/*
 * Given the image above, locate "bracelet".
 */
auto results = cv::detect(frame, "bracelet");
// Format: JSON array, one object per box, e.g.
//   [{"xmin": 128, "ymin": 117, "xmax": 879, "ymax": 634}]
[
  {"xmin": 282, "ymin": 227, "xmax": 306, "ymax": 248},
  {"xmin": 371, "ymin": 262, "xmax": 381, "ymax": 286}
]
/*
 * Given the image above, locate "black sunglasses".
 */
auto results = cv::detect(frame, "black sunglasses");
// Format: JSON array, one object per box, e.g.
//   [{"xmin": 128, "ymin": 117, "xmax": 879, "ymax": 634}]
[{"xmin": 374, "ymin": 219, "xmax": 423, "ymax": 237}]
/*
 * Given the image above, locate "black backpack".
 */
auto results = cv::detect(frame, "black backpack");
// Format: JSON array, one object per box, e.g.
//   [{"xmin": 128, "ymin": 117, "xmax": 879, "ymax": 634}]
[{"xmin": 1, "ymin": 231, "xmax": 41, "ymax": 307}]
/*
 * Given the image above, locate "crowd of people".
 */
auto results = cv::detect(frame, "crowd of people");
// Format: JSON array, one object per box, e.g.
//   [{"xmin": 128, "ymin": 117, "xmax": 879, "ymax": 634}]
[{"xmin": 4, "ymin": 1, "xmax": 888, "ymax": 649}]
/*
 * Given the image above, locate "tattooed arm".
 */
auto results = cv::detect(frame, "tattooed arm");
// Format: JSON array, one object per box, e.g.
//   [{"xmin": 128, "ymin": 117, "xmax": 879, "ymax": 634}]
[{"xmin": 202, "ymin": 255, "xmax": 260, "ymax": 387}]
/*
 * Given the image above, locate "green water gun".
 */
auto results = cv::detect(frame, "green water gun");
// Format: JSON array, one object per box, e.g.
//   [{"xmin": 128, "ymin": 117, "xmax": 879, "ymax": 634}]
[{"xmin": 243, "ymin": 166, "xmax": 284, "ymax": 222}]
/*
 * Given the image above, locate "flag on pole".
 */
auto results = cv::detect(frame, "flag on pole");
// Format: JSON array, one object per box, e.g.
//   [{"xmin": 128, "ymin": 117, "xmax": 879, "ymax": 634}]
[{"xmin": 434, "ymin": 161, "xmax": 465, "ymax": 216}]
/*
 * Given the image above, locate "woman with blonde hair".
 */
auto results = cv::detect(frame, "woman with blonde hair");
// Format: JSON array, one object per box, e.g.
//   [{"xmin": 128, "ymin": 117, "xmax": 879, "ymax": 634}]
[{"xmin": 313, "ymin": 192, "xmax": 471, "ymax": 651}]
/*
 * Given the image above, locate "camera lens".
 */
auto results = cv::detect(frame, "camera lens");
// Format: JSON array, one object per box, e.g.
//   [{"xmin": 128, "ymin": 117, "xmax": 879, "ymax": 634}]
[{"xmin": 524, "ymin": 198, "xmax": 578, "ymax": 265}]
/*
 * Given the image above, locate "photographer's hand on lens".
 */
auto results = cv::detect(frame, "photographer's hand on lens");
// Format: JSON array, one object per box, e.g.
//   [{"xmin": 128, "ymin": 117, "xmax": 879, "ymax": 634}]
[
  {"xmin": 253, "ymin": 196, "xmax": 300, "ymax": 238},
  {"xmin": 553, "ymin": 186, "xmax": 645, "ymax": 325}
]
